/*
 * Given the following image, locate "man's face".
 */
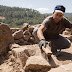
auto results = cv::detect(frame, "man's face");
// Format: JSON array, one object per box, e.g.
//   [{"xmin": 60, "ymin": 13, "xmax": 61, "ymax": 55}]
[{"xmin": 53, "ymin": 12, "xmax": 64, "ymax": 23}]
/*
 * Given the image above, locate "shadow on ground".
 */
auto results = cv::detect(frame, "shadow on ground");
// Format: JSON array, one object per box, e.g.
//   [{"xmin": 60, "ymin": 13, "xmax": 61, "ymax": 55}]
[
  {"xmin": 56, "ymin": 51, "xmax": 72, "ymax": 61},
  {"xmin": 0, "ymin": 54, "xmax": 9, "ymax": 65}
]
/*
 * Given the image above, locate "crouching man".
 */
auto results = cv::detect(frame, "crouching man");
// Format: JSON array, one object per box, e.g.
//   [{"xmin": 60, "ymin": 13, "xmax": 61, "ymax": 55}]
[{"xmin": 37, "ymin": 5, "xmax": 72, "ymax": 56}]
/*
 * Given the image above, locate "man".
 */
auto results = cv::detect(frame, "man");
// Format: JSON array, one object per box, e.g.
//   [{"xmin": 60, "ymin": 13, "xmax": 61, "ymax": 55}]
[{"xmin": 37, "ymin": 5, "xmax": 72, "ymax": 55}]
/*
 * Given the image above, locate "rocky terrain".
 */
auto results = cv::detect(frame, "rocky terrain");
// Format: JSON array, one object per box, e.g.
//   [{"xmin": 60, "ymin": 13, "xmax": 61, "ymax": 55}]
[{"xmin": 0, "ymin": 22, "xmax": 72, "ymax": 72}]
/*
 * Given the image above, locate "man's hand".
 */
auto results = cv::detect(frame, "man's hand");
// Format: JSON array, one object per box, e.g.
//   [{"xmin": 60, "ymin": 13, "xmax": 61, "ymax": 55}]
[{"xmin": 39, "ymin": 39, "xmax": 46, "ymax": 49}]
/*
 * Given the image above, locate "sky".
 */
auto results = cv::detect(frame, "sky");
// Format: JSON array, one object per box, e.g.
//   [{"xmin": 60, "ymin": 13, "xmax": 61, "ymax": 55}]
[{"xmin": 0, "ymin": 0, "xmax": 72, "ymax": 14}]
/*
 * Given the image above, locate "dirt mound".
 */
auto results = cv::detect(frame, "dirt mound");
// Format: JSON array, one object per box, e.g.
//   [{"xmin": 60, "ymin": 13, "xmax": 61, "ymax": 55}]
[
  {"xmin": 0, "ymin": 22, "xmax": 72, "ymax": 72},
  {"xmin": 0, "ymin": 44, "xmax": 72, "ymax": 72}
]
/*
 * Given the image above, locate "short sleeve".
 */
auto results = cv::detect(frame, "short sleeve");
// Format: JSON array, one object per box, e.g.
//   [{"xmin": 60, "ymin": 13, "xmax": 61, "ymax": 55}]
[
  {"xmin": 64, "ymin": 17, "xmax": 72, "ymax": 28},
  {"xmin": 42, "ymin": 16, "xmax": 51, "ymax": 28}
]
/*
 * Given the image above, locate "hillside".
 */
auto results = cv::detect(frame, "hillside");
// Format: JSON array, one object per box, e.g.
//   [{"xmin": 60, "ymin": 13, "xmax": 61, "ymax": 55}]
[
  {"xmin": 0, "ymin": 5, "xmax": 72, "ymax": 28},
  {"xmin": 64, "ymin": 13, "xmax": 72, "ymax": 17},
  {"xmin": 0, "ymin": 5, "xmax": 49, "ymax": 27}
]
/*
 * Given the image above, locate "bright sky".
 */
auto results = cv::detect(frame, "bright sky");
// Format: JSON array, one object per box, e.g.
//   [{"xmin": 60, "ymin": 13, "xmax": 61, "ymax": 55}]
[{"xmin": 0, "ymin": 0, "xmax": 72, "ymax": 14}]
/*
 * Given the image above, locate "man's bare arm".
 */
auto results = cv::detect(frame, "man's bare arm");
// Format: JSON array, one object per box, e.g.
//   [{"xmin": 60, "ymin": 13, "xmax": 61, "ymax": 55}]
[{"xmin": 37, "ymin": 25, "xmax": 46, "ymax": 40}]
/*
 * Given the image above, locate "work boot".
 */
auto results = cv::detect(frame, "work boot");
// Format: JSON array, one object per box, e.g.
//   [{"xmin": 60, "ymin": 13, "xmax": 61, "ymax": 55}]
[
  {"xmin": 49, "ymin": 42, "xmax": 61, "ymax": 56},
  {"xmin": 52, "ymin": 48, "xmax": 61, "ymax": 57},
  {"xmin": 54, "ymin": 51, "xmax": 61, "ymax": 57},
  {"xmin": 51, "ymin": 47, "xmax": 57, "ymax": 54}
]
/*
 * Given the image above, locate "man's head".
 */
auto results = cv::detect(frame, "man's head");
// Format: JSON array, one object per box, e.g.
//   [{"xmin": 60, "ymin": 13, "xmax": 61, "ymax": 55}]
[{"xmin": 53, "ymin": 5, "xmax": 66, "ymax": 23}]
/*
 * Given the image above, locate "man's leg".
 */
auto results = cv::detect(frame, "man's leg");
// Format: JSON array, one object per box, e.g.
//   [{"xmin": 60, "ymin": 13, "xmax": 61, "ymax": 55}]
[{"xmin": 50, "ymin": 35, "xmax": 71, "ymax": 54}]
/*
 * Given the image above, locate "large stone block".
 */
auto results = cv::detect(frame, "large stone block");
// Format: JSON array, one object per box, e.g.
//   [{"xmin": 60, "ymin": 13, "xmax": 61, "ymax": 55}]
[
  {"xmin": 23, "ymin": 35, "xmax": 31, "ymax": 41},
  {"xmin": 24, "ymin": 55, "xmax": 51, "ymax": 72},
  {"xmin": 23, "ymin": 30, "xmax": 31, "ymax": 36},
  {"xmin": 28, "ymin": 26, "xmax": 34, "ymax": 34},
  {"xmin": 10, "ymin": 28, "xmax": 20, "ymax": 34},
  {"xmin": 21, "ymin": 23, "xmax": 30, "ymax": 31},
  {"xmin": 0, "ymin": 24, "xmax": 14, "ymax": 56},
  {"xmin": 12, "ymin": 47, "xmax": 36, "ymax": 66},
  {"xmin": 12, "ymin": 30, "xmax": 23, "ymax": 40},
  {"xmin": 9, "ymin": 43, "xmax": 20, "ymax": 50}
]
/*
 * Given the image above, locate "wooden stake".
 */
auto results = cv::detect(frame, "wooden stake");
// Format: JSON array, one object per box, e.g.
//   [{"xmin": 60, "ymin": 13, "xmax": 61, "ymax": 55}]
[{"xmin": 42, "ymin": 45, "xmax": 52, "ymax": 56}]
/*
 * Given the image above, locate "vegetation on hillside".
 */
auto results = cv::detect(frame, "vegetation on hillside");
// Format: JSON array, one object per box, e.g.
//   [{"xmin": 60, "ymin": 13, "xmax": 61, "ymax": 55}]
[
  {"xmin": 0, "ymin": 5, "xmax": 72, "ymax": 28},
  {"xmin": 0, "ymin": 5, "xmax": 49, "ymax": 27}
]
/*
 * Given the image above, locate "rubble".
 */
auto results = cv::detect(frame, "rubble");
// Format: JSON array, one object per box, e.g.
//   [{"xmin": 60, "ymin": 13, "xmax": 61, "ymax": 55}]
[
  {"xmin": 11, "ymin": 23, "xmax": 40, "ymax": 45},
  {"xmin": 0, "ymin": 22, "xmax": 72, "ymax": 72},
  {"xmin": 12, "ymin": 46, "xmax": 36, "ymax": 66}
]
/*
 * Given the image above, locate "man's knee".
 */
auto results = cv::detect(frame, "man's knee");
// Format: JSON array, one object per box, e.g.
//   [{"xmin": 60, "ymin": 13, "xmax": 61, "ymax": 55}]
[
  {"xmin": 66, "ymin": 40, "xmax": 71, "ymax": 48},
  {"xmin": 50, "ymin": 38, "xmax": 71, "ymax": 49},
  {"xmin": 62, "ymin": 39, "xmax": 71, "ymax": 49},
  {"xmin": 57, "ymin": 35, "xmax": 71, "ymax": 49}
]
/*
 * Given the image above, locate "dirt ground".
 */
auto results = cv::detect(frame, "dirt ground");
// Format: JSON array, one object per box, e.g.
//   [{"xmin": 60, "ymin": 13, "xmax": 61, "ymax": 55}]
[{"xmin": 0, "ymin": 43, "xmax": 72, "ymax": 72}]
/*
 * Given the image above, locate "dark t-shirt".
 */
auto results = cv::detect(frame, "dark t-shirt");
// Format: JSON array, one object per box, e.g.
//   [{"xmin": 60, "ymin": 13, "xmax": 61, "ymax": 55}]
[{"xmin": 42, "ymin": 16, "xmax": 72, "ymax": 40}]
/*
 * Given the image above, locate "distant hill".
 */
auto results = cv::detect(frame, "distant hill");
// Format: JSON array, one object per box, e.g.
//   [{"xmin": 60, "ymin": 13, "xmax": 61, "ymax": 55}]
[
  {"xmin": 0, "ymin": 5, "xmax": 72, "ymax": 28},
  {"xmin": 0, "ymin": 5, "xmax": 49, "ymax": 27},
  {"xmin": 64, "ymin": 13, "xmax": 72, "ymax": 17}
]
